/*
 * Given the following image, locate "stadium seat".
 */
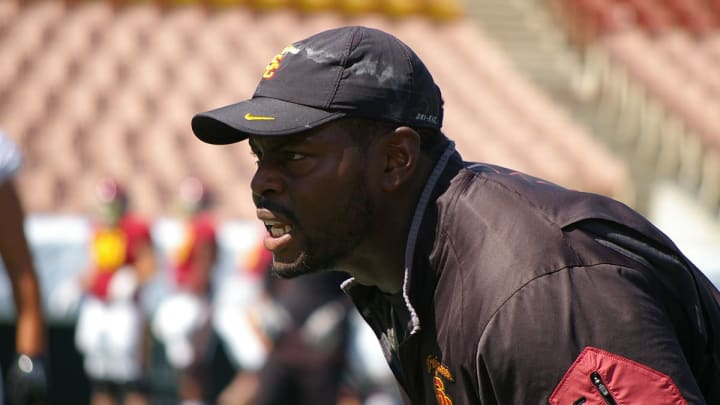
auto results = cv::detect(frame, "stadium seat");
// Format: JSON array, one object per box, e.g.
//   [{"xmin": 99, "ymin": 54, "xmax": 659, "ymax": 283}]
[
  {"xmin": 658, "ymin": 32, "xmax": 720, "ymax": 96},
  {"xmin": 295, "ymin": 0, "xmax": 336, "ymax": 12},
  {"xmin": 666, "ymin": 0, "xmax": 717, "ymax": 36},
  {"xmin": 2, "ymin": 1, "xmax": 631, "ymax": 218},
  {"xmin": 339, "ymin": 0, "xmax": 379, "ymax": 15},
  {"xmin": 0, "ymin": 0, "xmax": 18, "ymax": 28},
  {"xmin": 18, "ymin": 167, "xmax": 59, "ymax": 214},
  {"xmin": 426, "ymin": 0, "xmax": 464, "ymax": 21},
  {"xmin": 382, "ymin": 0, "xmax": 423, "ymax": 17},
  {"xmin": 626, "ymin": 0, "xmax": 675, "ymax": 35},
  {"xmin": 250, "ymin": 0, "xmax": 293, "ymax": 10}
]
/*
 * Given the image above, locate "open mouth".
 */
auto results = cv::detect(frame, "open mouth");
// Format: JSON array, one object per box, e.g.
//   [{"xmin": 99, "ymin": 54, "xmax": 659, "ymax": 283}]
[
  {"xmin": 257, "ymin": 208, "xmax": 296, "ymax": 253},
  {"xmin": 263, "ymin": 219, "xmax": 293, "ymax": 238}
]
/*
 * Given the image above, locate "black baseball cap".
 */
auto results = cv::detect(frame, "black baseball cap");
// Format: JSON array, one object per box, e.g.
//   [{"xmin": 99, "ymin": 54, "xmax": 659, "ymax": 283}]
[{"xmin": 191, "ymin": 26, "xmax": 444, "ymax": 144}]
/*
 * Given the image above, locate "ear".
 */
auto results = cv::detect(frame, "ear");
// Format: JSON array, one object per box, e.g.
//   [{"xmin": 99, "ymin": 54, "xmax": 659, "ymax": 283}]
[{"xmin": 381, "ymin": 126, "xmax": 421, "ymax": 192}]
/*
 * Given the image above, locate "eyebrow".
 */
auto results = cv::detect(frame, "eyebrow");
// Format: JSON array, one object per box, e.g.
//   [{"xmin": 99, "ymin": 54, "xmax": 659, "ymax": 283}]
[{"xmin": 250, "ymin": 133, "xmax": 314, "ymax": 154}]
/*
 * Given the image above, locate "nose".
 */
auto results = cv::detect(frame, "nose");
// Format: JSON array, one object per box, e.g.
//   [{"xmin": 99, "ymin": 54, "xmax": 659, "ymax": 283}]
[{"xmin": 251, "ymin": 162, "xmax": 285, "ymax": 201}]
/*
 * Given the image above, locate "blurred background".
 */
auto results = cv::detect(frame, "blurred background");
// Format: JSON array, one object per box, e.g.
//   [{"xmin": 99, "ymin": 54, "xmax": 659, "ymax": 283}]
[{"xmin": 0, "ymin": 0, "xmax": 719, "ymax": 403}]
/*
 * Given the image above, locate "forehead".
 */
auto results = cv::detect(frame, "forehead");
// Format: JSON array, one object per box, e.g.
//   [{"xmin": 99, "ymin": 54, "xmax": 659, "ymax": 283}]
[{"xmin": 248, "ymin": 120, "xmax": 354, "ymax": 151}]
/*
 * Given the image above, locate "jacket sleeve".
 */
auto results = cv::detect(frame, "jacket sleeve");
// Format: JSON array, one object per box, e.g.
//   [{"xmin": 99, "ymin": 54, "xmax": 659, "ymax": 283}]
[{"xmin": 474, "ymin": 263, "xmax": 707, "ymax": 405}]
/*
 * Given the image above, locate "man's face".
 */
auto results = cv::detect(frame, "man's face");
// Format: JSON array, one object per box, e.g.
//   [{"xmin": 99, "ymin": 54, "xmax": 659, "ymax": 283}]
[{"xmin": 249, "ymin": 121, "xmax": 379, "ymax": 279}]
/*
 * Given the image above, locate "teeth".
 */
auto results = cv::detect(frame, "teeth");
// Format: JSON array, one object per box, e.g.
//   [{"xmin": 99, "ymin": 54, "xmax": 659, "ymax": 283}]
[{"xmin": 269, "ymin": 224, "xmax": 292, "ymax": 237}]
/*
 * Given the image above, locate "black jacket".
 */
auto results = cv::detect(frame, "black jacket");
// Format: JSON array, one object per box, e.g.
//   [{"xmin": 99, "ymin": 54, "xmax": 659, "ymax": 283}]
[{"xmin": 343, "ymin": 145, "xmax": 720, "ymax": 404}]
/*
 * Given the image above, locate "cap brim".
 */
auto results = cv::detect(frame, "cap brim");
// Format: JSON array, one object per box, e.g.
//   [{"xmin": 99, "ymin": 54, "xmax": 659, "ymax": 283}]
[{"xmin": 191, "ymin": 97, "xmax": 346, "ymax": 145}]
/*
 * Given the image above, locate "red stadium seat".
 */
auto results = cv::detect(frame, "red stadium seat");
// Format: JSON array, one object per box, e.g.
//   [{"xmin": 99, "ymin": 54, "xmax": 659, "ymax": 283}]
[
  {"xmin": 627, "ymin": 0, "xmax": 675, "ymax": 35},
  {"xmin": 666, "ymin": 0, "xmax": 717, "ymax": 36},
  {"xmin": 2, "ymin": 1, "xmax": 632, "ymax": 218}
]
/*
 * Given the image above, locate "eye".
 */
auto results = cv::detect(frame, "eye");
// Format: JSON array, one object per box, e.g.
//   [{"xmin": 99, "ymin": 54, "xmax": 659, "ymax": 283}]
[{"xmin": 285, "ymin": 151, "xmax": 305, "ymax": 161}]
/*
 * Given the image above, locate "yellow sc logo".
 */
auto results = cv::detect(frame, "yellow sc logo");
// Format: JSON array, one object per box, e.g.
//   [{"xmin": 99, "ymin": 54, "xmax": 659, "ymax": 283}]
[{"xmin": 262, "ymin": 45, "xmax": 299, "ymax": 79}]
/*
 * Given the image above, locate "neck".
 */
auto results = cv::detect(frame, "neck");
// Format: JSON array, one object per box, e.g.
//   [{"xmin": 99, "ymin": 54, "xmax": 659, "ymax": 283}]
[{"xmin": 344, "ymin": 154, "xmax": 436, "ymax": 294}]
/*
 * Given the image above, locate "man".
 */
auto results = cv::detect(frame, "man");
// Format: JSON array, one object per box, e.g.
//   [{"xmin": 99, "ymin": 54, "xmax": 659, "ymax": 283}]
[
  {"xmin": 215, "ymin": 231, "xmax": 273, "ymax": 405},
  {"xmin": 218, "ymin": 231, "xmax": 358, "ymax": 405},
  {"xmin": 191, "ymin": 26, "xmax": 720, "ymax": 404},
  {"xmin": 74, "ymin": 178, "xmax": 156, "ymax": 405},
  {"xmin": 152, "ymin": 176, "xmax": 218, "ymax": 405},
  {"xmin": 0, "ymin": 131, "xmax": 48, "ymax": 405},
  {"xmin": 252, "ymin": 270, "xmax": 354, "ymax": 405}
]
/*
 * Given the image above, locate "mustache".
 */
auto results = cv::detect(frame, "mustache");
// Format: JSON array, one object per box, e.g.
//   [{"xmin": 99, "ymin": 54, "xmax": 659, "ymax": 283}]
[{"xmin": 254, "ymin": 197, "xmax": 300, "ymax": 225}]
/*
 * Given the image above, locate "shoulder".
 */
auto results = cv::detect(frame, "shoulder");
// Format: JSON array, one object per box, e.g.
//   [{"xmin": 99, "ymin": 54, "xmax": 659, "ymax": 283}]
[
  {"xmin": 434, "ymin": 164, "xmax": 584, "ymax": 280},
  {"xmin": 119, "ymin": 214, "xmax": 152, "ymax": 239},
  {"xmin": 429, "ymin": 163, "xmax": 660, "ymax": 341}
]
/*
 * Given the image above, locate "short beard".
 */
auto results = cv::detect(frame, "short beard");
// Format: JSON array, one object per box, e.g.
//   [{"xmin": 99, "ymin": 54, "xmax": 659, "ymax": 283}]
[{"xmin": 272, "ymin": 173, "xmax": 373, "ymax": 279}]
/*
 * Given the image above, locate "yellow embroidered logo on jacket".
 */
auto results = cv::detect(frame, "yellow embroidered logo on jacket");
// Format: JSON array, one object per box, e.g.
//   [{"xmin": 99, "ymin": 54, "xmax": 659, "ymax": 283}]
[
  {"xmin": 426, "ymin": 355, "xmax": 454, "ymax": 405},
  {"xmin": 262, "ymin": 44, "xmax": 299, "ymax": 79},
  {"xmin": 433, "ymin": 376, "xmax": 453, "ymax": 405}
]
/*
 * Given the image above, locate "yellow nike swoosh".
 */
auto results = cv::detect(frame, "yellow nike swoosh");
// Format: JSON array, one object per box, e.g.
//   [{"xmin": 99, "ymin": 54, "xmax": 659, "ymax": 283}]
[{"xmin": 244, "ymin": 113, "xmax": 276, "ymax": 121}]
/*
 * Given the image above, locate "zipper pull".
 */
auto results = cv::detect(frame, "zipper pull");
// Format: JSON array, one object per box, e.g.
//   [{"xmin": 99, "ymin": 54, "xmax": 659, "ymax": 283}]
[{"xmin": 590, "ymin": 371, "xmax": 618, "ymax": 405}]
